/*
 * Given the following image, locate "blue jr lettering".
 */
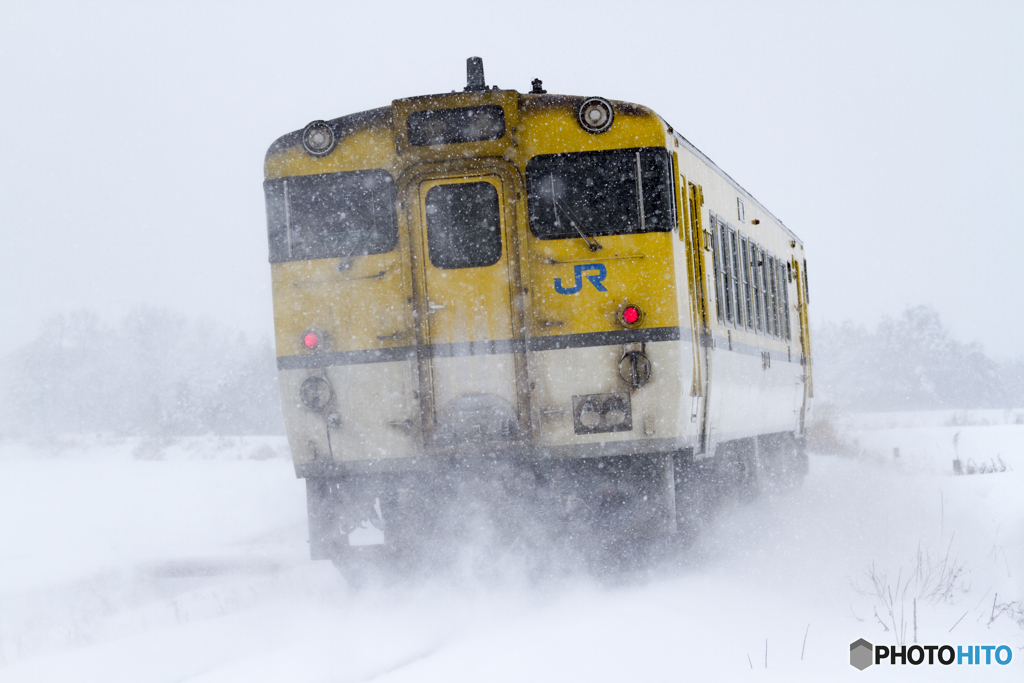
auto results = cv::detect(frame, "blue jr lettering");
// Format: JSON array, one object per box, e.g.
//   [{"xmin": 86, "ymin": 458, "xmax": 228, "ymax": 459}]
[{"xmin": 554, "ymin": 263, "xmax": 608, "ymax": 294}]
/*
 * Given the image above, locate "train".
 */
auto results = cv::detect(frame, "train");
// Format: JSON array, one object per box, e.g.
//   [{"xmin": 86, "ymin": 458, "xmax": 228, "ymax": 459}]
[{"xmin": 263, "ymin": 58, "xmax": 813, "ymax": 571}]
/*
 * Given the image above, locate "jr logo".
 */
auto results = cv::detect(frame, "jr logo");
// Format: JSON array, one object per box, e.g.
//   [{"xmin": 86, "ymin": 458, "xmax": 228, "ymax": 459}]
[{"xmin": 554, "ymin": 263, "xmax": 608, "ymax": 294}]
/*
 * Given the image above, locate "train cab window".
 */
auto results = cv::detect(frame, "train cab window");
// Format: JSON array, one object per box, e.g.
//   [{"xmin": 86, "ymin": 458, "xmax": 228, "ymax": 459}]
[
  {"xmin": 407, "ymin": 105, "xmax": 506, "ymax": 146},
  {"xmin": 424, "ymin": 182, "xmax": 502, "ymax": 269},
  {"xmin": 751, "ymin": 241, "xmax": 763, "ymax": 333},
  {"xmin": 740, "ymin": 235, "xmax": 753, "ymax": 331},
  {"xmin": 526, "ymin": 148, "xmax": 674, "ymax": 239},
  {"xmin": 264, "ymin": 169, "xmax": 398, "ymax": 263}
]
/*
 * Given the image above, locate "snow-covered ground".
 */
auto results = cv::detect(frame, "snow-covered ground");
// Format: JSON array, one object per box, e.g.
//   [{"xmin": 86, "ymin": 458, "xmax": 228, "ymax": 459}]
[{"xmin": 1, "ymin": 418, "xmax": 1021, "ymax": 681}]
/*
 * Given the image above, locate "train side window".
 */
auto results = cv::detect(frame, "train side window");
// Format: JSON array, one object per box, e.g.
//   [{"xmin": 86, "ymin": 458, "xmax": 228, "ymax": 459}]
[
  {"xmin": 751, "ymin": 241, "xmax": 763, "ymax": 333},
  {"xmin": 768, "ymin": 254, "xmax": 780, "ymax": 338},
  {"xmin": 709, "ymin": 212, "xmax": 724, "ymax": 323},
  {"xmin": 719, "ymin": 219, "xmax": 734, "ymax": 324},
  {"xmin": 728, "ymin": 228, "xmax": 744, "ymax": 328},
  {"xmin": 264, "ymin": 169, "xmax": 398, "ymax": 264},
  {"xmin": 780, "ymin": 260, "xmax": 792, "ymax": 341},
  {"xmin": 761, "ymin": 248, "xmax": 773, "ymax": 337},
  {"xmin": 739, "ymin": 234, "xmax": 753, "ymax": 331},
  {"xmin": 526, "ymin": 147, "xmax": 674, "ymax": 239},
  {"xmin": 424, "ymin": 182, "xmax": 502, "ymax": 269}
]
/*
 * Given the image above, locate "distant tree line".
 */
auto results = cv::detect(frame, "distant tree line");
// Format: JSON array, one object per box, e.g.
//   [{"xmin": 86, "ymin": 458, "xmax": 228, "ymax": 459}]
[
  {"xmin": 2, "ymin": 304, "xmax": 1021, "ymax": 438},
  {"xmin": 813, "ymin": 305, "xmax": 1024, "ymax": 411},
  {"xmin": 0, "ymin": 308, "xmax": 284, "ymax": 438}
]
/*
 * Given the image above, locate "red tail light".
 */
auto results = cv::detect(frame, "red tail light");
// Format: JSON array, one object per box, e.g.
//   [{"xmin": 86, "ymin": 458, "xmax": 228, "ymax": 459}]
[
  {"xmin": 619, "ymin": 305, "xmax": 643, "ymax": 327},
  {"xmin": 303, "ymin": 332, "xmax": 320, "ymax": 349}
]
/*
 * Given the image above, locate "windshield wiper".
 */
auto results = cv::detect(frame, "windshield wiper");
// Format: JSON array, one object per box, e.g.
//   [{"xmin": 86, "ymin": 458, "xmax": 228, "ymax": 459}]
[
  {"xmin": 555, "ymin": 197, "xmax": 603, "ymax": 252},
  {"xmin": 550, "ymin": 177, "xmax": 602, "ymax": 252}
]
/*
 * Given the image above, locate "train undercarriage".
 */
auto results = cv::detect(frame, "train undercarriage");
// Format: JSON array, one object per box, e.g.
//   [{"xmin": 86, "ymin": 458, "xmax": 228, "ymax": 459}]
[{"xmin": 305, "ymin": 433, "xmax": 807, "ymax": 579}]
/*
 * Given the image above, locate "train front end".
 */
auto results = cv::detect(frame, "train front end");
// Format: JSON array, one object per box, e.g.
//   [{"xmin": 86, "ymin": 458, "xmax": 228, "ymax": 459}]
[{"xmin": 264, "ymin": 67, "xmax": 695, "ymax": 564}]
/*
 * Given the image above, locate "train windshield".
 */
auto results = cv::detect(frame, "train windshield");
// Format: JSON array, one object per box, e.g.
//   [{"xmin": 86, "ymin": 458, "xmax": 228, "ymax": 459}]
[
  {"xmin": 526, "ymin": 147, "xmax": 674, "ymax": 240},
  {"xmin": 264, "ymin": 169, "xmax": 398, "ymax": 263}
]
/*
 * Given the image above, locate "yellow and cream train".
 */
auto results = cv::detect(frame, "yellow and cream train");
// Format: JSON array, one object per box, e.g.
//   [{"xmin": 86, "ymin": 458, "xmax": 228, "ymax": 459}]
[{"xmin": 264, "ymin": 59, "xmax": 813, "ymax": 565}]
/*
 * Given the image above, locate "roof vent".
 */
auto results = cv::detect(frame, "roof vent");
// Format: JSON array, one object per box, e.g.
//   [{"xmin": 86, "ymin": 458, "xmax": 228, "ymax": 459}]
[
  {"xmin": 531, "ymin": 78, "xmax": 547, "ymax": 94},
  {"xmin": 465, "ymin": 57, "xmax": 487, "ymax": 92}
]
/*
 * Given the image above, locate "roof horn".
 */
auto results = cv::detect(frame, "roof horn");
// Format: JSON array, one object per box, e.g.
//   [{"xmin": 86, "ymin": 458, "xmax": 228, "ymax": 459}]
[{"xmin": 465, "ymin": 57, "xmax": 487, "ymax": 92}]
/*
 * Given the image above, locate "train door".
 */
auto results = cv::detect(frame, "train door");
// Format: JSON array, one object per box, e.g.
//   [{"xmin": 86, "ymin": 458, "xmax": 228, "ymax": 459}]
[
  {"xmin": 793, "ymin": 258, "xmax": 813, "ymax": 432},
  {"xmin": 680, "ymin": 173, "xmax": 711, "ymax": 453},
  {"xmin": 405, "ymin": 167, "xmax": 529, "ymax": 447}
]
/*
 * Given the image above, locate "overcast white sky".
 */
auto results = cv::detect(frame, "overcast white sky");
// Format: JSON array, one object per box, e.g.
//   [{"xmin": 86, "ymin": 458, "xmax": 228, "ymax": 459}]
[{"xmin": 2, "ymin": 0, "xmax": 1022, "ymax": 358}]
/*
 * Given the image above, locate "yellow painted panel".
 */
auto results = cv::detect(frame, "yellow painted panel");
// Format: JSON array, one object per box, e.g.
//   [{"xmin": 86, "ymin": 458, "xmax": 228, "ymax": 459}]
[
  {"xmin": 517, "ymin": 98, "xmax": 667, "ymax": 159},
  {"xmin": 527, "ymin": 232, "xmax": 679, "ymax": 336},
  {"xmin": 415, "ymin": 176, "xmax": 513, "ymax": 345},
  {"xmin": 271, "ymin": 252, "xmax": 410, "ymax": 357},
  {"xmin": 265, "ymin": 126, "xmax": 399, "ymax": 180}
]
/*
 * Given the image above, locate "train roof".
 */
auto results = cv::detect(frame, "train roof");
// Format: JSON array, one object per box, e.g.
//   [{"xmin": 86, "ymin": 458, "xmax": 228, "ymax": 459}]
[
  {"xmin": 668, "ymin": 128, "xmax": 801, "ymax": 244},
  {"xmin": 265, "ymin": 90, "xmax": 801, "ymax": 246}
]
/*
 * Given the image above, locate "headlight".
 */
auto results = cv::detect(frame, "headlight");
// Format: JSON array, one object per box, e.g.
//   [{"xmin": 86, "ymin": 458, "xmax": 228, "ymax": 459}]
[
  {"xmin": 577, "ymin": 97, "xmax": 614, "ymax": 134},
  {"xmin": 302, "ymin": 120, "xmax": 335, "ymax": 156},
  {"xmin": 300, "ymin": 376, "xmax": 333, "ymax": 412},
  {"xmin": 572, "ymin": 392, "xmax": 633, "ymax": 434}
]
